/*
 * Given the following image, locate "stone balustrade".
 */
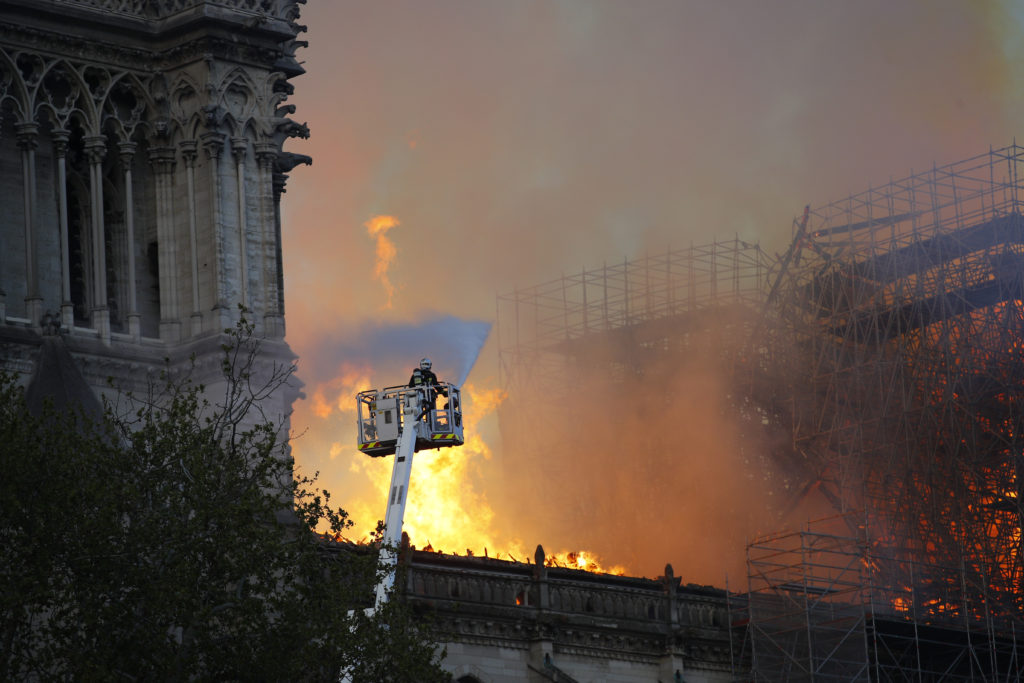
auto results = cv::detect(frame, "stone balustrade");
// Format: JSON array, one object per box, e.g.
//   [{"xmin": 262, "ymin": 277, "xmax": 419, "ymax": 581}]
[{"xmin": 403, "ymin": 547, "xmax": 735, "ymax": 679}]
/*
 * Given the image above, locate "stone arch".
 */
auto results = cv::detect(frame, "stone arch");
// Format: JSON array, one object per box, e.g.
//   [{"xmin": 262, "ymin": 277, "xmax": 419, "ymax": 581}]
[
  {"xmin": 256, "ymin": 70, "xmax": 289, "ymax": 136},
  {"xmin": 168, "ymin": 72, "xmax": 202, "ymax": 138},
  {"xmin": 74, "ymin": 63, "xmax": 112, "ymax": 135},
  {"xmin": 221, "ymin": 111, "xmax": 242, "ymax": 140},
  {"xmin": 11, "ymin": 50, "xmax": 47, "ymax": 123},
  {"xmin": 35, "ymin": 58, "xmax": 95, "ymax": 131},
  {"xmin": 0, "ymin": 47, "xmax": 30, "ymax": 120},
  {"xmin": 100, "ymin": 71, "xmax": 155, "ymax": 143},
  {"xmin": 217, "ymin": 68, "xmax": 260, "ymax": 137},
  {"xmin": 241, "ymin": 119, "xmax": 263, "ymax": 147}
]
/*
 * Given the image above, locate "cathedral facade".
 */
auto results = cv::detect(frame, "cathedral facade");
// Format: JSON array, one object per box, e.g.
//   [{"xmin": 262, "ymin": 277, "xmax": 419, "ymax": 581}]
[{"xmin": 0, "ymin": 0, "xmax": 308, "ymax": 417}]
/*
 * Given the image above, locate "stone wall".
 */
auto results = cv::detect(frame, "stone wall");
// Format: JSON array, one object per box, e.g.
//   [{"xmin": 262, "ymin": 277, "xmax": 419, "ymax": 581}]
[{"xmin": 404, "ymin": 546, "xmax": 735, "ymax": 683}]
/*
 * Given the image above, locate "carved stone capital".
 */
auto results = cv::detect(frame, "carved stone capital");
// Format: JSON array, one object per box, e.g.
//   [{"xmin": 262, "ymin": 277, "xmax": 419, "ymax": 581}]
[
  {"xmin": 179, "ymin": 139, "xmax": 198, "ymax": 166},
  {"xmin": 51, "ymin": 128, "xmax": 71, "ymax": 156},
  {"xmin": 148, "ymin": 146, "xmax": 176, "ymax": 174},
  {"xmin": 15, "ymin": 122, "xmax": 39, "ymax": 150},
  {"xmin": 230, "ymin": 136, "xmax": 248, "ymax": 161},
  {"xmin": 201, "ymin": 131, "xmax": 225, "ymax": 159},
  {"xmin": 83, "ymin": 135, "xmax": 108, "ymax": 164},
  {"xmin": 254, "ymin": 141, "xmax": 278, "ymax": 169},
  {"xmin": 118, "ymin": 140, "xmax": 138, "ymax": 166}
]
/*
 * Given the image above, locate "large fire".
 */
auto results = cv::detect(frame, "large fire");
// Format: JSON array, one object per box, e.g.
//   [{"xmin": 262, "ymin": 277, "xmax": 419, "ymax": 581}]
[{"xmin": 320, "ymin": 380, "xmax": 627, "ymax": 575}]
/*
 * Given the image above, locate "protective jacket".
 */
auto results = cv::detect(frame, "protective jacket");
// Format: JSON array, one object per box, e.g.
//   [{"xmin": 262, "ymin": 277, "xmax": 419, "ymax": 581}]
[{"xmin": 408, "ymin": 367, "xmax": 446, "ymax": 394}]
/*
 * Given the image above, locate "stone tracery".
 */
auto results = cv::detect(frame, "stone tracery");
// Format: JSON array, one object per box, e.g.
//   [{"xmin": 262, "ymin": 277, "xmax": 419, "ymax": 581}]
[{"xmin": 0, "ymin": 2, "xmax": 308, "ymax": 344}]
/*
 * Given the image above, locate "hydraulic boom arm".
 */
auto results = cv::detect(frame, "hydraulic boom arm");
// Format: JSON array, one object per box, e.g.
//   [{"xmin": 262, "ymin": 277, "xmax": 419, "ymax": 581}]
[{"xmin": 373, "ymin": 390, "xmax": 421, "ymax": 610}]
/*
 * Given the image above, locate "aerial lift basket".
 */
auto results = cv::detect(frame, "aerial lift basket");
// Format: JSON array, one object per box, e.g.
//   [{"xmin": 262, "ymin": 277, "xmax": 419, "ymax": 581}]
[{"xmin": 356, "ymin": 383, "xmax": 464, "ymax": 457}]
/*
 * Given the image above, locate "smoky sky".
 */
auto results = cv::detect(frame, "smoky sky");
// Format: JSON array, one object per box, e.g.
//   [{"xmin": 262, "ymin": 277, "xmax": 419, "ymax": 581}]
[
  {"xmin": 284, "ymin": 1, "xmax": 1024, "ymax": 339},
  {"xmin": 278, "ymin": 0, "xmax": 1024, "ymax": 579},
  {"xmin": 303, "ymin": 316, "xmax": 491, "ymax": 388}
]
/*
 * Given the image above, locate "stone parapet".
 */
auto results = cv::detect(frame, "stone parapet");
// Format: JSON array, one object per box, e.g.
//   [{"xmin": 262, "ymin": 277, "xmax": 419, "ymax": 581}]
[{"xmin": 404, "ymin": 549, "xmax": 734, "ymax": 681}]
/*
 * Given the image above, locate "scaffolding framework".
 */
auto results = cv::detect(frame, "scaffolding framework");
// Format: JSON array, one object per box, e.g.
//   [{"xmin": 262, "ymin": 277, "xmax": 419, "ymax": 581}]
[
  {"xmin": 496, "ymin": 238, "xmax": 773, "ymax": 489},
  {"xmin": 496, "ymin": 144, "xmax": 1024, "ymax": 677},
  {"xmin": 766, "ymin": 145, "xmax": 1024, "ymax": 618},
  {"xmin": 739, "ymin": 515, "xmax": 1024, "ymax": 681},
  {"xmin": 497, "ymin": 239, "xmax": 768, "ymax": 392}
]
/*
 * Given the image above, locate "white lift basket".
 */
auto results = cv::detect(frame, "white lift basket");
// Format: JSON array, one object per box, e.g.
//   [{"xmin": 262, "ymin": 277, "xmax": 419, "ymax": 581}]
[{"xmin": 356, "ymin": 382, "xmax": 463, "ymax": 458}]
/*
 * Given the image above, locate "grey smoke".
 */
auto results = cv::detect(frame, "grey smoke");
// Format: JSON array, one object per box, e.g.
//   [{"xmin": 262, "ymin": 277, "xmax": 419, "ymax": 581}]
[{"xmin": 304, "ymin": 315, "xmax": 491, "ymax": 388}]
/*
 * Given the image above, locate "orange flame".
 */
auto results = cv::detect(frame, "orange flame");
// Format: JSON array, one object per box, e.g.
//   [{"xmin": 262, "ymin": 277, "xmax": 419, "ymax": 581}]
[
  {"xmin": 364, "ymin": 214, "xmax": 400, "ymax": 308},
  {"xmin": 309, "ymin": 371, "xmax": 632, "ymax": 575},
  {"xmin": 342, "ymin": 382, "xmax": 630, "ymax": 574},
  {"xmin": 546, "ymin": 549, "xmax": 626, "ymax": 575},
  {"xmin": 310, "ymin": 362, "xmax": 373, "ymax": 419},
  {"xmin": 350, "ymin": 382, "xmax": 502, "ymax": 549}
]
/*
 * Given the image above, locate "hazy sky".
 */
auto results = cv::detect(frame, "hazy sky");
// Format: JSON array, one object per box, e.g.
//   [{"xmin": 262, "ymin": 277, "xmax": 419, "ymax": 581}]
[{"xmin": 279, "ymin": 1, "xmax": 1024, "ymax": 579}]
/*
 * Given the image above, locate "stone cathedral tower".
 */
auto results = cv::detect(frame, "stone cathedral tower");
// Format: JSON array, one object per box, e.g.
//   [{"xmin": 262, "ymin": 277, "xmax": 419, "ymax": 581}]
[{"xmin": 0, "ymin": 0, "xmax": 309, "ymax": 420}]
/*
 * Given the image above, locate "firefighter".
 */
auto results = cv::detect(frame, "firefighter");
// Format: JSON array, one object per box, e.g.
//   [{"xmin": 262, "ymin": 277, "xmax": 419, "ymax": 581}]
[{"xmin": 408, "ymin": 357, "xmax": 447, "ymax": 421}]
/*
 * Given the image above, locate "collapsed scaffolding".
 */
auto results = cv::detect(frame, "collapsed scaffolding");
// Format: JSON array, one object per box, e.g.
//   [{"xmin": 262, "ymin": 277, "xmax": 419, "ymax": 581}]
[{"xmin": 497, "ymin": 143, "xmax": 1024, "ymax": 678}]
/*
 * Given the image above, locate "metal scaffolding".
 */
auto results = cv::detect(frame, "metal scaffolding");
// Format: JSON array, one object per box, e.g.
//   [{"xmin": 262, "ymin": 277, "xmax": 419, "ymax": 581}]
[
  {"xmin": 495, "ymin": 237, "xmax": 773, "ymax": 487},
  {"xmin": 766, "ymin": 144, "xmax": 1024, "ymax": 619},
  {"xmin": 497, "ymin": 239, "xmax": 769, "ymax": 390},
  {"xmin": 496, "ymin": 144, "xmax": 1024, "ymax": 678},
  {"xmin": 740, "ymin": 515, "xmax": 1024, "ymax": 681}
]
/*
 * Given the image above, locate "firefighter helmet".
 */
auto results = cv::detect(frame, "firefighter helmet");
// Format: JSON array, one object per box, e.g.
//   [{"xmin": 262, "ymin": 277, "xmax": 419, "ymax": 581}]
[{"xmin": 420, "ymin": 357, "xmax": 432, "ymax": 371}]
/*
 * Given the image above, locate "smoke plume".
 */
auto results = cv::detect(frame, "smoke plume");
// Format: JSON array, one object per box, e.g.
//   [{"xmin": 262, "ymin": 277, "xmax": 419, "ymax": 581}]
[
  {"xmin": 491, "ymin": 306, "xmax": 823, "ymax": 584},
  {"xmin": 303, "ymin": 315, "xmax": 490, "ymax": 390}
]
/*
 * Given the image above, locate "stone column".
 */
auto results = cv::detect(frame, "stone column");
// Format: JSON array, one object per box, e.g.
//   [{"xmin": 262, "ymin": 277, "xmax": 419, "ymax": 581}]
[
  {"xmin": 119, "ymin": 141, "xmax": 141, "ymax": 339},
  {"xmin": 231, "ymin": 137, "xmax": 249, "ymax": 314},
  {"xmin": 53, "ymin": 129, "xmax": 75, "ymax": 331},
  {"xmin": 255, "ymin": 141, "xmax": 282, "ymax": 337},
  {"xmin": 16, "ymin": 122, "xmax": 42, "ymax": 327},
  {"xmin": 83, "ymin": 134, "xmax": 110, "ymax": 343},
  {"xmin": 180, "ymin": 140, "xmax": 202, "ymax": 337},
  {"xmin": 529, "ymin": 544, "xmax": 554, "ymax": 669},
  {"xmin": 149, "ymin": 146, "xmax": 180, "ymax": 342},
  {"xmin": 201, "ymin": 131, "xmax": 231, "ymax": 328},
  {"xmin": 272, "ymin": 169, "xmax": 288, "ymax": 323},
  {"xmin": 659, "ymin": 563, "xmax": 685, "ymax": 681}
]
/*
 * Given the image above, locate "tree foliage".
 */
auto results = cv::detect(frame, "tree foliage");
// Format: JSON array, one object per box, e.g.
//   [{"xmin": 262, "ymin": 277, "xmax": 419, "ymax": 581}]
[{"xmin": 0, "ymin": 320, "xmax": 450, "ymax": 682}]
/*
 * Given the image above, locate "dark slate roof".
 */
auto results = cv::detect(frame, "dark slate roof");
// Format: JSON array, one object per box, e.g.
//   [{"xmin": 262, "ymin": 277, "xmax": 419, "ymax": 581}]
[{"xmin": 25, "ymin": 336, "xmax": 103, "ymax": 422}]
